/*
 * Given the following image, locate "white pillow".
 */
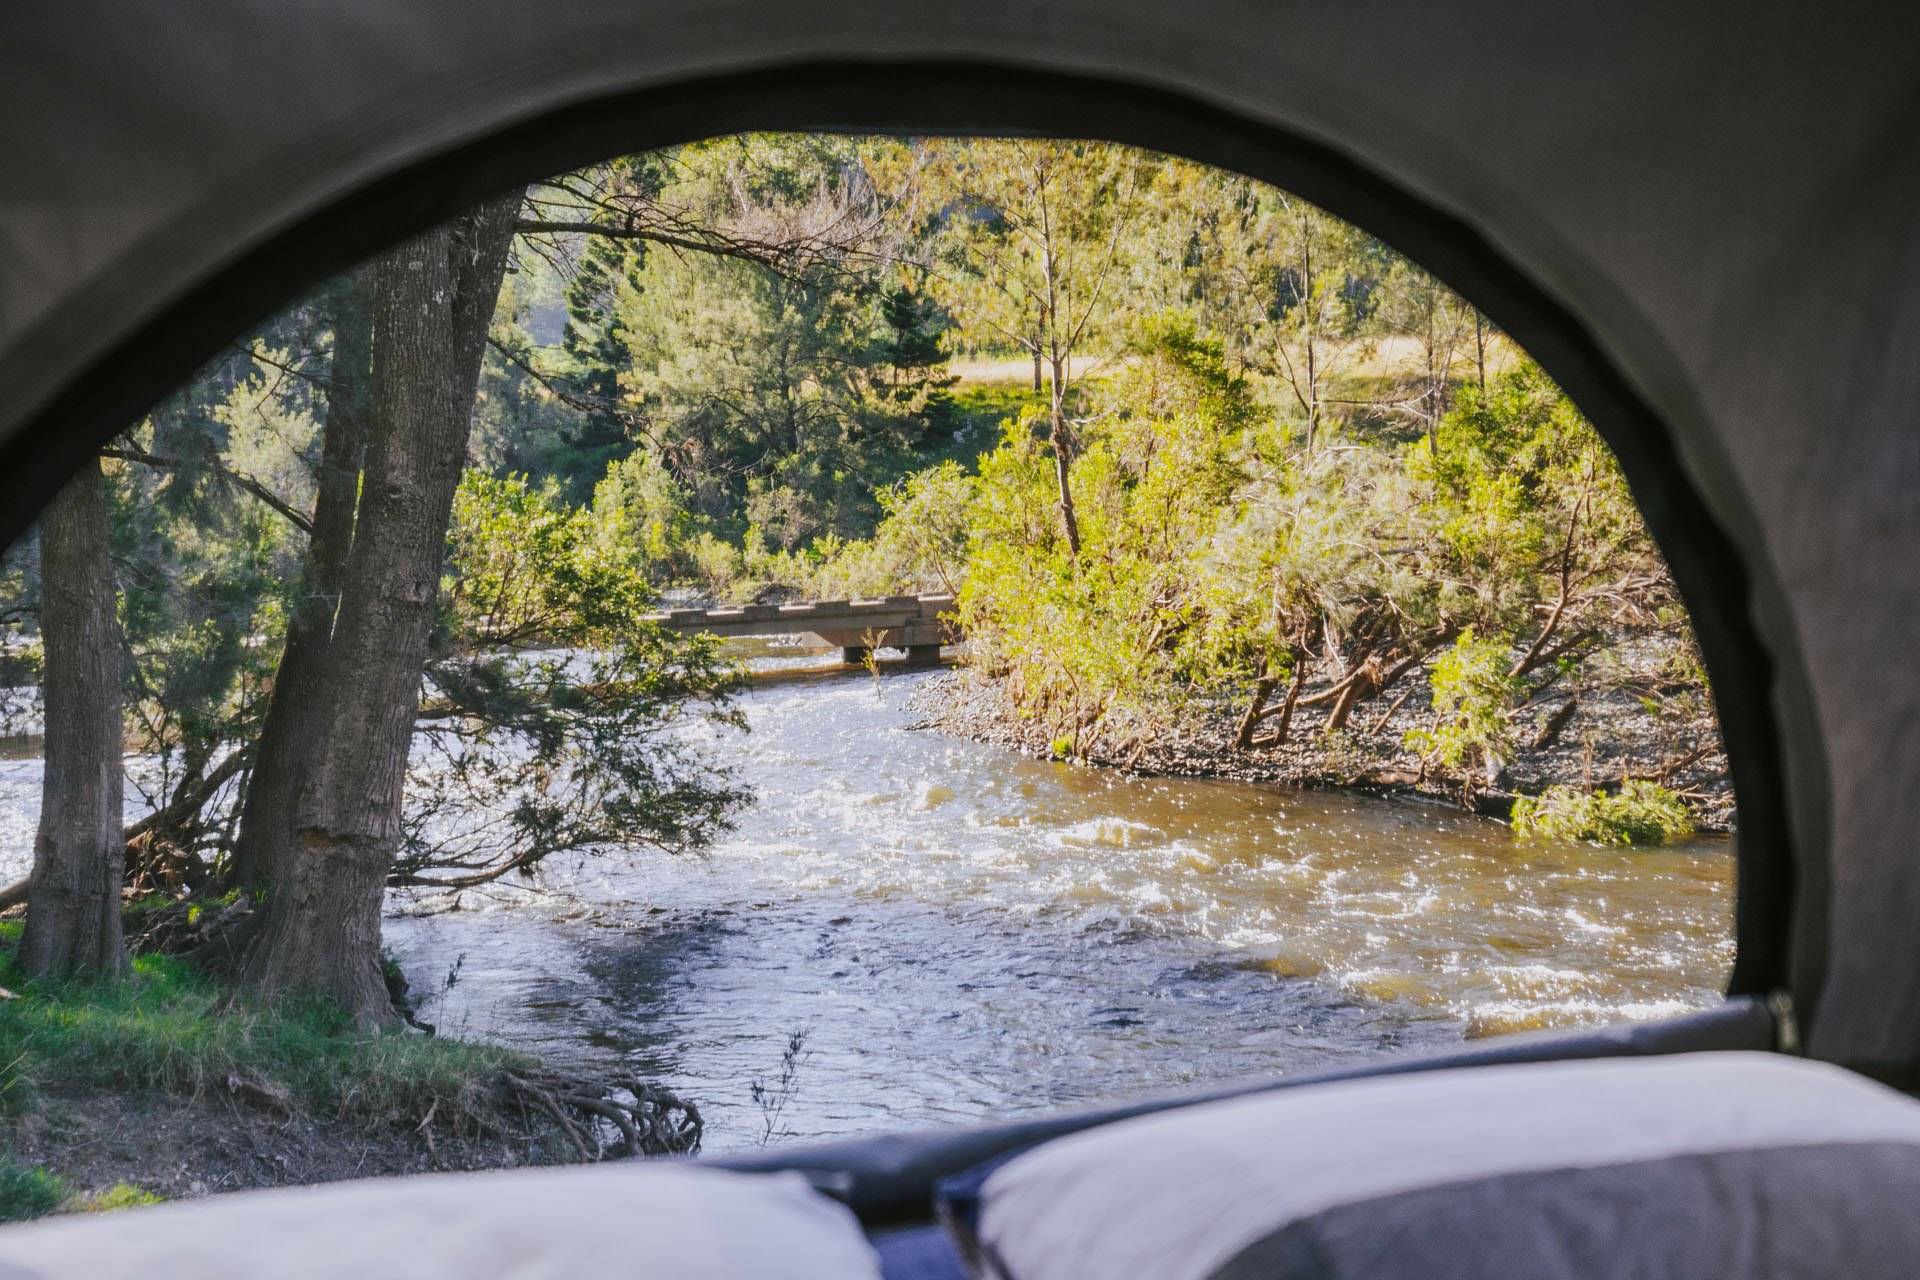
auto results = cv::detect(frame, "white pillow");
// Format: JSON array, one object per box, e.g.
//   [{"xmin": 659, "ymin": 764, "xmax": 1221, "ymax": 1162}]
[
  {"xmin": 0, "ymin": 1163, "xmax": 881, "ymax": 1280},
  {"xmin": 950, "ymin": 1052, "xmax": 1920, "ymax": 1280}
]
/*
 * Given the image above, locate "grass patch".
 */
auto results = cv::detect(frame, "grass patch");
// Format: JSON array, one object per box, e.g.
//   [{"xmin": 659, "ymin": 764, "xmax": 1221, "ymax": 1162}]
[
  {"xmin": 948, "ymin": 381, "xmax": 1040, "ymax": 425},
  {"xmin": 1510, "ymin": 779, "xmax": 1695, "ymax": 846},
  {"xmin": 0, "ymin": 1161, "xmax": 65, "ymax": 1222},
  {"xmin": 0, "ymin": 920, "xmax": 699, "ymax": 1214},
  {"xmin": 0, "ymin": 920, "xmax": 530, "ymax": 1128}
]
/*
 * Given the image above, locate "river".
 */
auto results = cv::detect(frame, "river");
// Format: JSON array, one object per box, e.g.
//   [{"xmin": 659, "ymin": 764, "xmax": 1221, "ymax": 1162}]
[
  {"xmin": 0, "ymin": 649, "xmax": 1735, "ymax": 1153},
  {"xmin": 378, "ymin": 647, "xmax": 1736, "ymax": 1153}
]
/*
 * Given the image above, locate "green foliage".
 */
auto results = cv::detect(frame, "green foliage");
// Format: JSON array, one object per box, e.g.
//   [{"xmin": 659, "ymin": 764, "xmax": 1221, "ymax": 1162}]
[
  {"xmin": 928, "ymin": 310, "xmax": 1689, "ymax": 798},
  {"xmin": 1113, "ymin": 312, "xmax": 1260, "ymax": 429},
  {"xmin": 922, "ymin": 137, "xmax": 1158, "ymax": 389},
  {"xmin": 0, "ymin": 1162, "xmax": 65, "ymax": 1223},
  {"xmin": 806, "ymin": 462, "xmax": 978, "ymax": 599},
  {"xmin": 876, "ymin": 286, "xmax": 959, "ymax": 418},
  {"xmin": 1404, "ymin": 629, "xmax": 1518, "ymax": 782},
  {"xmin": 552, "ymin": 223, "xmax": 648, "ymax": 496},
  {"xmin": 407, "ymin": 472, "xmax": 749, "ymax": 888},
  {"xmin": 0, "ymin": 535, "xmax": 37, "ymax": 635},
  {"xmin": 604, "ymin": 138, "xmax": 954, "ymax": 548},
  {"xmin": 591, "ymin": 451, "xmax": 712, "ymax": 585},
  {"xmin": 948, "ymin": 383, "xmax": 1039, "ymax": 437},
  {"xmin": 954, "ymin": 319, "xmax": 1252, "ymax": 752},
  {"xmin": 1410, "ymin": 362, "xmax": 1653, "ymax": 636},
  {"xmin": 446, "ymin": 470, "xmax": 659, "ymax": 647},
  {"xmin": 108, "ymin": 371, "xmax": 315, "ymax": 833},
  {"xmin": 69, "ymin": 1183, "xmax": 164, "ymax": 1213},
  {"xmin": 1511, "ymin": 780, "xmax": 1696, "ymax": 846}
]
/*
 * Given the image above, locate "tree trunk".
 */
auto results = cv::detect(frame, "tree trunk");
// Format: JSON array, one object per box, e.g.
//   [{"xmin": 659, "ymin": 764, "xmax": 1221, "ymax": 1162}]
[
  {"xmin": 1299, "ymin": 211, "xmax": 1319, "ymax": 452},
  {"xmin": 228, "ymin": 270, "xmax": 374, "ymax": 894},
  {"xmin": 1233, "ymin": 671, "xmax": 1279, "ymax": 750},
  {"xmin": 1269, "ymin": 658, "xmax": 1308, "ymax": 746},
  {"xmin": 1047, "ymin": 352, "xmax": 1082, "ymax": 557},
  {"xmin": 21, "ymin": 459, "xmax": 128, "ymax": 979},
  {"xmin": 1050, "ymin": 422, "xmax": 1082, "ymax": 558},
  {"xmin": 1530, "ymin": 697, "xmax": 1580, "ymax": 751},
  {"xmin": 238, "ymin": 194, "xmax": 519, "ymax": 1023},
  {"xmin": 1238, "ymin": 647, "xmax": 1310, "ymax": 750}
]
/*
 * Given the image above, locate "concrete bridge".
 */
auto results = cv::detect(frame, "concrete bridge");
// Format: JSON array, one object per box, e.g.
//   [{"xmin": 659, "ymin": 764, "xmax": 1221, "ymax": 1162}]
[{"xmin": 645, "ymin": 593, "xmax": 959, "ymax": 664}]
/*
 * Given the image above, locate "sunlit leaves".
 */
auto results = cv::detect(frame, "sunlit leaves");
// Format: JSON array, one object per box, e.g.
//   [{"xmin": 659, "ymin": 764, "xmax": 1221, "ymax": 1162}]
[{"xmin": 408, "ymin": 473, "xmax": 749, "ymax": 889}]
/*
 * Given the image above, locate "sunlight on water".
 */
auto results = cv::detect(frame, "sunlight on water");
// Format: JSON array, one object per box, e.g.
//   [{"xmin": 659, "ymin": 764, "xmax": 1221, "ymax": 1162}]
[
  {"xmin": 381, "ymin": 653, "xmax": 1734, "ymax": 1151},
  {"xmin": 0, "ymin": 650, "xmax": 1734, "ymax": 1152}
]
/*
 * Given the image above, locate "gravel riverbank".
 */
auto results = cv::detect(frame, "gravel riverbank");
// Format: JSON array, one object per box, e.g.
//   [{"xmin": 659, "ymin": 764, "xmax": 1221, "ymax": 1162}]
[{"xmin": 907, "ymin": 631, "xmax": 1735, "ymax": 832}]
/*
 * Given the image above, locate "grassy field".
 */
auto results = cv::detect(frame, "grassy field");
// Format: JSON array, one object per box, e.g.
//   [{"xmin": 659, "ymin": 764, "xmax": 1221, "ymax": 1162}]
[{"xmin": 947, "ymin": 332, "xmax": 1524, "ymax": 400}]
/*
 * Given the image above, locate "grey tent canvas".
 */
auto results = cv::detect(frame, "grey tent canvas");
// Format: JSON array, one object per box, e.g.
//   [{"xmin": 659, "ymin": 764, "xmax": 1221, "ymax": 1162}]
[
  {"xmin": 2, "ymin": 4, "xmax": 1919, "ymax": 1272},
  {"xmin": 6, "ymin": 7, "xmax": 1914, "ymax": 1076}
]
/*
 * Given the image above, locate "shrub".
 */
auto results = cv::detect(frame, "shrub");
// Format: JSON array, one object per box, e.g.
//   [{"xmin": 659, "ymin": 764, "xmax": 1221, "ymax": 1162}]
[
  {"xmin": 590, "ymin": 451, "xmax": 711, "ymax": 584},
  {"xmin": 1404, "ymin": 629, "xmax": 1518, "ymax": 791},
  {"xmin": 955, "ymin": 326, "xmax": 1251, "ymax": 754},
  {"xmin": 418, "ymin": 471, "xmax": 748, "ymax": 888},
  {"xmin": 1511, "ymin": 779, "xmax": 1695, "ymax": 846},
  {"xmin": 0, "ymin": 1162, "xmax": 65, "ymax": 1223}
]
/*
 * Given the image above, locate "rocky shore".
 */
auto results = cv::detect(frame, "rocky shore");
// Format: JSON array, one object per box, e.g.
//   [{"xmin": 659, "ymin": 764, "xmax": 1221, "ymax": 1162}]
[{"xmin": 907, "ymin": 631, "xmax": 1735, "ymax": 833}]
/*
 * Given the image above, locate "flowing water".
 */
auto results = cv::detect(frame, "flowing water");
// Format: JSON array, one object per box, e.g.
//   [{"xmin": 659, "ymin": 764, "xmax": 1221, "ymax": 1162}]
[
  {"xmin": 382, "ymin": 647, "xmax": 1735, "ymax": 1152},
  {"xmin": 0, "ymin": 649, "xmax": 1735, "ymax": 1154}
]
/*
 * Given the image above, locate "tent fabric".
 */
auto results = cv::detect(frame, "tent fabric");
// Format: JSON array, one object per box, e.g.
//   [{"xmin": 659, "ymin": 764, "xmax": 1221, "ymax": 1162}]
[{"xmin": 0, "ymin": 3, "xmax": 1916, "ymax": 1076}]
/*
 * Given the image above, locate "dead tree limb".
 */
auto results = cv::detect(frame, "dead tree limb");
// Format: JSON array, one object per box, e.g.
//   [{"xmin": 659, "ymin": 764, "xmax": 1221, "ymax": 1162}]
[
  {"xmin": 1365, "ymin": 683, "xmax": 1419, "ymax": 737},
  {"xmin": 1529, "ymin": 698, "xmax": 1580, "ymax": 751}
]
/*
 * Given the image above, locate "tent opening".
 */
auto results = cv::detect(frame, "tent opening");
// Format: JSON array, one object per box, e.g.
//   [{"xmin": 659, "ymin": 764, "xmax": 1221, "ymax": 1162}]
[{"xmin": 0, "ymin": 131, "xmax": 1763, "ymax": 1187}]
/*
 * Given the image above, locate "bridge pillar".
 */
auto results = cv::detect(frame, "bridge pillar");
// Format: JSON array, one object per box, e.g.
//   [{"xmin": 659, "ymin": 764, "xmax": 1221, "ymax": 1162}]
[
  {"xmin": 840, "ymin": 645, "xmax": 870, "ymax": 666},
  {"xmin": 903, "ymin": 644, "xmax": 943, "ymax": 665}
]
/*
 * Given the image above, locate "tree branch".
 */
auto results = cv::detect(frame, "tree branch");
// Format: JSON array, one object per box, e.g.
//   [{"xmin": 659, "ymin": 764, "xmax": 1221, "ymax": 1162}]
[{"xmin": 102, "ymin": 446, "xmax": 314, "ymax": 534}]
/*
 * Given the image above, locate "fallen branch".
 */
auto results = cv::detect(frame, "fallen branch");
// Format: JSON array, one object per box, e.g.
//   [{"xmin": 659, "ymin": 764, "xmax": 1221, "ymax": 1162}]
[
  {"xmin": 1530, "ymin": 698, "xmax": 1580, "ymax": 751},
  {"xmin": 2, "ymin": 750, "xmax": 255, "ymax": 913},
  {"xmin": 1365, "ymin": 683, "xmax": 1419, "ymax": 737}
]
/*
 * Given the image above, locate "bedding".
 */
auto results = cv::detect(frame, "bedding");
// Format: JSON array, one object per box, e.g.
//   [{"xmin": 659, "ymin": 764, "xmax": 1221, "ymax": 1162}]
[
  {"xmin": 0, "ymin": 1163, "xmax": 882, "ymax": 1280},
  {"xmin": 941, "ymin": 1052, "xmax": 1920, "ymax": 1280}
]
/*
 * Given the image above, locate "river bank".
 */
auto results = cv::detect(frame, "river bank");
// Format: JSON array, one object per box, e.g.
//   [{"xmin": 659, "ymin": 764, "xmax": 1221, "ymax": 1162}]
[
  {"xmin": 0, "ymin": 922, "xmax": 701, "ymax": 1220},
  {"xmin": 906, "ymin": 629, "xmax": 1735, "ymax": 833},
  {"xmin": 4, "ymin": 654, "xmax": 1734, "ymax": 1217}
]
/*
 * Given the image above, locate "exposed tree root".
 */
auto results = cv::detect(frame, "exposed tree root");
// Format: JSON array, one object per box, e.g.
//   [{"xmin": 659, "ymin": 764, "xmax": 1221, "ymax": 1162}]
[{"xmin": 502, "ymin": 1070, "xmax": 703, "ymax": 1159}]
